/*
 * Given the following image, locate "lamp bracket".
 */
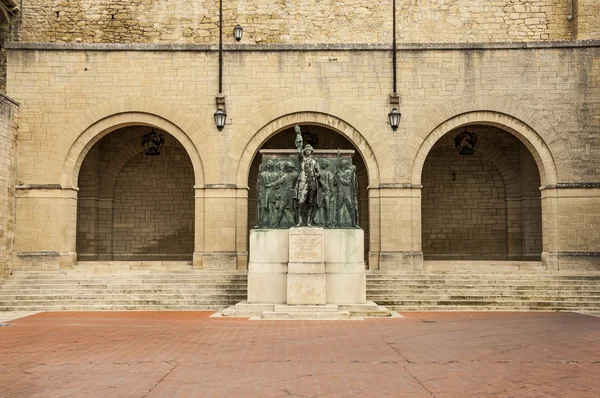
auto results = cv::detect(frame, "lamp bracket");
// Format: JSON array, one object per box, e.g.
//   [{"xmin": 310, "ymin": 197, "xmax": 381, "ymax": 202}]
[{"xmin": 215, "ymin": 94, "xmax": 226, "ymax": 109}]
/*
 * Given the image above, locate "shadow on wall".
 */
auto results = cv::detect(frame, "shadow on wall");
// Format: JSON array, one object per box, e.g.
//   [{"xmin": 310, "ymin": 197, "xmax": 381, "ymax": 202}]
[{"xmin": 111, "ymin": 227, "xmax": 194, "ymax": 261}]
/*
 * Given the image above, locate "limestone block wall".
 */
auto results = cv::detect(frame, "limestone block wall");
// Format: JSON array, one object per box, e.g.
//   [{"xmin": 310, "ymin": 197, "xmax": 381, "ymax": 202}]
[
  {"xmin": 112, "ymin": 147, "xmax": 194, "ymax": 260},
  {"xmin": 0, "ymin": 93, "xmax": 17, "ymax": 278},
  {"xmin": 421, "ymin": 127, "xmax": 542, "ymax": 261},
  {"xmin": 574, "ymin": 0, "xmax": 600, "ymax": 40},
  {"xmin": 422, "ymin": 146, "xmax": 508, "ymax": 259},
  {"xmin": 544, "ymin": 186, "xmax": 600, "ymax": 270},
  {"xmin": 77, "ymin": 128, "xmax": 195, "ymax": 261},
  {"xmin": 16, "ymin": 0, "xmax": 579, "ymax": 44},
  {"xmin": 5, "ymin": 43, "xmax": 600, "ymax": 270}
]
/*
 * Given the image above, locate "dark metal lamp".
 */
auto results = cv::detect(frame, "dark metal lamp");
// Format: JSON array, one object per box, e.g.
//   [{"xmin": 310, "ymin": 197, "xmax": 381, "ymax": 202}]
[
  {"xmin": 234, "ymin": 24, "xmax": 243, "ymax": 41},
  {"xmin": 214, "ymin": 108, "xmax": 227, "ymax": 130},
  {"xmin": 388, "ymin": 108, "xmax": 401, "ymax": 131},
  {"xmin": 141, "ymin": 129, "xmax": 165, "ymax": 156}
]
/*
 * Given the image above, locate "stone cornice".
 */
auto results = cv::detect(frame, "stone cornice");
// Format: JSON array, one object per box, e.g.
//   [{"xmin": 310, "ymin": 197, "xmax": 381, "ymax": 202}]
[
  {"xmin": 6, "ymin": 40, "xmax": 600, "ymax": 52},
  {"xmin": 543, "ymin": 183, "xmax": 600, "ymax": 189}
]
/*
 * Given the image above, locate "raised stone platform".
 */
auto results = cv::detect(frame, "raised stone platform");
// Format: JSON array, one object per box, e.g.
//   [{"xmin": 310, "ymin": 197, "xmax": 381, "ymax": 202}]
[
  {"xmin": 221, "ymin": 300, "xmax": 392, "ymax": 320},
  {"xmin": 223, "ymin": 227, "xmax": 391, "ymax": 319}
]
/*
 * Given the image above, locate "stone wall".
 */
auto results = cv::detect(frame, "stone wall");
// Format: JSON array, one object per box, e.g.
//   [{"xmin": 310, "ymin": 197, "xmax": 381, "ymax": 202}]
[
  {"xmin": 112, "ymin": 147, "xmax": 194, "ymax": 260},
  {"xmin": 0, "ymin": 93, "xmax": 17, "ymax": 278},
  {"xmin": 6, "ymin": 43, "xmax": 600, "ymax": 270},
  {"xmin": 422, "ymin": 146, "xmax": 508, "ymax": 259},
  {"xmin": 421, "ymin": 127, "xmax": 542, "ymax": 260},
  {"xmin": 17, "ymin": 0, "xmax": 580, "ymax": 44},
  {"xmin": 77, "ymin": 128, "xmax": 195, "ymax": 261},
  {"xmin": 574, "ymin": 0, "xmax": 600, "ymax": 40}
]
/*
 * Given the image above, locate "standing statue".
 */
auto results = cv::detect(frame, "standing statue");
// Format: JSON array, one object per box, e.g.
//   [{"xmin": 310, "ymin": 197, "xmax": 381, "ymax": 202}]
[
  {"xmin": 351, "ymin": 164, "xmax": 359, "ymax": 228},
  {"xmin": 335, "ymin": 159, "xmax": 355, "ymax": 227},
  {"xmin": 268, "ymin": 161, "xmax": 299, "ymax": 228},
  {"xmin": 255, "ymin": 160, "xmax": 279, "ymax": 228},
  {"xmin": 294, "ymin": 125, "xmax": 321, "ymax": 227},
  {"xmin": 318, "ymin": 159, "xmax": 335, "ymax": 228}
]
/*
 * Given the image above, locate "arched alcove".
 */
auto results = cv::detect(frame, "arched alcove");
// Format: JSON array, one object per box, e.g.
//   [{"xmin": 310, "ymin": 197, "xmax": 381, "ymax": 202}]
[
  {"xmin": 247, "ymin": 125, "xmax": 370, "ymax": 262},
  {"xmin": 76, "ymin": 126, "xmax": 195, "ymax": 261},
  {"xmin": 421, "ymin": 126, "xmax": 542, "ymax": 261}
]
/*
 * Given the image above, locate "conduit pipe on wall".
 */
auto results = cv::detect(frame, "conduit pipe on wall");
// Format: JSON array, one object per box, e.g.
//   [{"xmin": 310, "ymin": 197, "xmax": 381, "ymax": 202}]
[{"xmin": 215, "ymin": 0, "xmax": 226, "ymax": 130}]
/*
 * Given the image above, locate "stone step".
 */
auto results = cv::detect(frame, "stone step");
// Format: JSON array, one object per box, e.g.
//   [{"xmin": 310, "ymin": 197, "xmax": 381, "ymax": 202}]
[
  {"xmin": 0, "ymin": 292, "xmax": 249, "ymax": 300},
  {"xmin": 368, "ymin": 295, "xmax": 600, "ymax": 302},
  {"xmin": 367, "ymin": 283, "xmax": 600, "ymax": 289},
  {"xmin": 1, "ymin": 279, "xmax": 248, "ymax": 286},
  {"xmin": 0, "ymin": 285, "xmax": 247, "ymax": 296},
  {"xmin": 8, "ymin": 273, "xmax": 248, "ymax": 282},
  {"xmin": 0, "ymin": 305, "xmax": 227, "ymax": 311},
  {"xmin": 366, "ymin": 274, "xmax": 600, "ymax": 281},
  {"xmin": 366, "ymin": 289, "xmax": 600, "ymax": 296},
  {"xmin": 372, "ymin": 299, "xmax": 600, "ymax": 308},
  {"xmin": 386, "ymin": 306, "xmax": 594, "ymax": 312},
  {"xmin": 0, "ymin": 297, "xmax": 246, "ymax": 306},
  {"xmin": 261, "ymin": 311, "xmax": 352, "ymax": 320}
]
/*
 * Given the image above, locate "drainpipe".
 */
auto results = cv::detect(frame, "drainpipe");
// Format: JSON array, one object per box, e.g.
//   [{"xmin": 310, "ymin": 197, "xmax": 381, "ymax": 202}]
[
  {"xmin": 390, "ymin": 0, "xmax": 399, "ymax": 106},
  {"xmin": 215, "ymin": 0, "xmax": 226, "ymax": 128},
  {"xmin": 218, "ymin": 0, "xmax": 223, "ymax": 94}
]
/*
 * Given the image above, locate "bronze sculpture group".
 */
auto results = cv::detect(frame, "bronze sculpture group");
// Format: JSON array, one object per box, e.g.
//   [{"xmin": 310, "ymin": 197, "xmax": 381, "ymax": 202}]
[{"xmin": 256, "ymin": 125, "xmax": 359, "ymax": 229}]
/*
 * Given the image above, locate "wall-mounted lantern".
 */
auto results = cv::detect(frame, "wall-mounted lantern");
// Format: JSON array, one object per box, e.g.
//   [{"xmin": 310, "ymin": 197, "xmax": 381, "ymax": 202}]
[
  {"xmin": 214, "ymin": 108, "xmax": 227, "ymax": 131},
  {"xmin": 388, "ymin": 108, "xmax": 401, "ymax": 131},
  {"xmin": 234, "ymin": 24, "xmax": 243, "ymax": 41},
  {"xmin": 141, "ymin": 129, "xmax": 165, "ymax": 156}
]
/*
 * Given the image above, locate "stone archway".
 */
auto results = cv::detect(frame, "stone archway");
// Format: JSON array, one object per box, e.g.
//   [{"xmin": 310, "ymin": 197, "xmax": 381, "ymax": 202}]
[
  {"xmin": 413, "ymin": 112, "xmax": 556, "ymax": 266},
  {"xmin": 58, "ymin": 110, "xmax": 206, "ymax": 267},
  {"xmin": 421, "ymin": 127, "xmax": 542, "ymax": 261},
  {"xmin": 236, "ymin": 111, "xmax": 381, "ymax": 269},
  {"xmin": 412, "ymin": 111, "xmax": 557, "ymax": 187},
  {"xmin": 246, "ymin": 125, "xmax": 371, "ymax": 262},
  {"xmin": 76, "ymin": 127, "xmax": 195, "ymax": 261}
]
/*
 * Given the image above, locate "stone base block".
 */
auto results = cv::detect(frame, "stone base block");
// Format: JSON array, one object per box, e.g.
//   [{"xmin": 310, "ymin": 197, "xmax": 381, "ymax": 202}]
[
  {"xmin": 324, "ymin": 229, "xmax": 364, "ymax": 263},
  {"xmin": 221, "ymin": 301, "xmax": 276, "ymax": 317},
  {"xmin": 261, "ymin": 310, "xmax": 351, "ymax": 320},
  {"xmin": 326, "ymin": 272, "xmax": 366, "ymax": 304},
  {"xmin": 201, "ymin": 252, "xmax": 238, "ymax": 270},
  {"xmin": 221, "ymin": 300, "xmax": 393, "ymax": 319},
  {"xmin": 379, "ymin": 251, "xmax": 424, "ymax": 271},
  {"xmin": 248, "ymin": 262, "xmax": 287, "ymax": 304},
  {"xmin": 250, "ymin": 229, "xmax": 289, "ymax": 263},
  {"xmin": 338, "ymin": 301, "xmax": 393, "ymax": 317},
  {"xmin": 287, "ymin": 272, "xmax": 326, "ymax": 305},
  {"xmin": 274, "ymin": 304, "xmax": 339, "ymax": 312}
]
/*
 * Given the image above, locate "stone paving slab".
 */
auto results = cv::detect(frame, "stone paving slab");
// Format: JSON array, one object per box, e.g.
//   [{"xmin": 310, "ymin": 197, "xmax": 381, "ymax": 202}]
[{"xmin": 0, "ymin": 311, "xmax": 599, "ymax": 397}]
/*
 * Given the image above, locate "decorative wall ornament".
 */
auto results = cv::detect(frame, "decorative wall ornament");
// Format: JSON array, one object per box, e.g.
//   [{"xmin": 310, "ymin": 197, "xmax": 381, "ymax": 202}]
[
  {"xmin": 141, "ymin": 129, "xmax": 165, "ymax": 156},
  {"xmin": 454, "ymin": 129, "xmax": 478, "ymax": 155}
]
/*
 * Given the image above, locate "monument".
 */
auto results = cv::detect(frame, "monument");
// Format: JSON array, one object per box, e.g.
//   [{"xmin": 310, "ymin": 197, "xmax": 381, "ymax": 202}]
[{"xmin": 223, "ymin": 126, "xmax": 390, "ymax": 319}]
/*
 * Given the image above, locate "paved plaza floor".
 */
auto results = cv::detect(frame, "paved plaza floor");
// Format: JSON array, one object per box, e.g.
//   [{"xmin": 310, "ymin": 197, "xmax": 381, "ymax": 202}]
[{"xmin": 0, "ymin": 311, "xmax": 598, "ymax": 397}]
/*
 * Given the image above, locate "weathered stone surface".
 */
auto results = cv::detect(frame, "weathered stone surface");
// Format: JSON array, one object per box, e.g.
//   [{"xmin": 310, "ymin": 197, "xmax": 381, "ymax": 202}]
[
  {"xmin": 289, "ymin": 228, "xmax": 324, "ymax": 264},
  {"xmin": 0, "ymin": 94, "xmax": 17, "ymax": 279},
  {"xmin": 17, "ymin": 0, "xmax": 593, "ymax": 45}
]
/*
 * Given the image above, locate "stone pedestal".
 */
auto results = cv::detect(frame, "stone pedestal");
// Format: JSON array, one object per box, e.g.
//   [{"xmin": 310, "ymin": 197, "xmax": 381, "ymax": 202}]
[
  {"xmin": 247, "ymin": 229, "xmax": 288, "ymax": 304},
  {"xmin": 225, "ymin": 227, "xmax": 390, "ymax": 319},
  {"xmin": 287, "ymin": 227, "xmax": 326, "ymax": 305},
  {"xmin": 324, "ymin": 229, "xmax": 366, "ymax": 304}
]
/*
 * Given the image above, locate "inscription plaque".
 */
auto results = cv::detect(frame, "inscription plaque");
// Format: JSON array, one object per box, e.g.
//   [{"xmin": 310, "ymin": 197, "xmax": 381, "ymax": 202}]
[
  {"xmin": 288, "ymin": 227, "xmax": 325, "ymax": 264},
  {"xmin": 290, "ymin": 234, "xmax": 323, "ymax": 263}
]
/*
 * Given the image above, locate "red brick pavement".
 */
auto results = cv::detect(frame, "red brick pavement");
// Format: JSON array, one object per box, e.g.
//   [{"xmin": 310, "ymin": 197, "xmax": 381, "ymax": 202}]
[{"xmin": 0, "ymin": 311, "xmax": 598, "ymax": 397}]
